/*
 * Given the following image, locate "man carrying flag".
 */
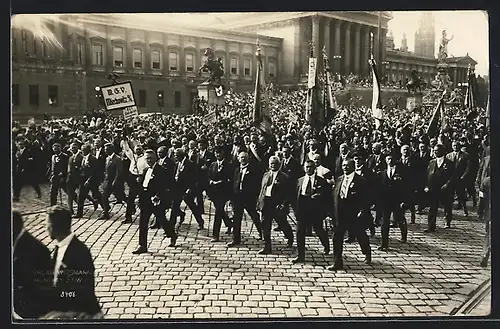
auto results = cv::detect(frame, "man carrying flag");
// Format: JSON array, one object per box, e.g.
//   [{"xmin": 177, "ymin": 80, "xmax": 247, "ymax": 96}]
[
  {"xmin": 322, "ymin": 46, "xmax": 338, "ymax": 124},
  {"xmin": 253, "ymin": 40, "xmax": 272, "ymax": 135},
  {"xmin": 426, "ymin": 91, "xmax": 446, "ymax": 139},
  {"xmin": 465, "ymin": 65, "xmax": 478, "ymax": 121},
  {"xmin": 305, "ymin": 42, "xmax": 323, "ymax": 133}
]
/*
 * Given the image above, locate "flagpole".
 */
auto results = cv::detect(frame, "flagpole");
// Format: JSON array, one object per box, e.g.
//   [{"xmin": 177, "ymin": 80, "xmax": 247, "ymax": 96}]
[{"xmin": 377, "ymin": 11, "xmax": 382, "ymax": 76}]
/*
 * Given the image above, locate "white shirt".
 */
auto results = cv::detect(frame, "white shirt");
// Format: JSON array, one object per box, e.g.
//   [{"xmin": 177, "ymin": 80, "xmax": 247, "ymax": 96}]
[
  {"xmin": 95, "ymin": 148, "xmax": 101, "ymax": 159},
  {"xmin": 265, "ymin": 171, "xmax": 278, "ymax": 197},
  {"xmin": 53, "ymin": 233, "xmax": 75, "ymax": 286},
  {"xmin": 387, "ymin": 166, "xmax": 396, "ymax": 178},
  {"xmin": 341, "ymin": 172, "xmax": 355, "ymax": 198},
  {"xmin": 436, "ymin": 156, "xmax": 445, "ymax": 168},
  {"xmin": 82, "ymin": 154, "xmax": 90, "ymax": 166},
  {"xmin": 301, "ymin": 174, "xmax": 315, "ymax": 195},
  {"xmin": 216, "ymin": 160, "xmax": 224, "ymax": 170},
  {"xmin": 199, "ymin": 149, "xmax": 206, "ymax": 159},
  {"xmin": 175, "ymin": 158, "xmax": 185, "ymax": 180},
  {"xmin": 143, "ymin": 166, "xmax": 154, "ymax": 188}
]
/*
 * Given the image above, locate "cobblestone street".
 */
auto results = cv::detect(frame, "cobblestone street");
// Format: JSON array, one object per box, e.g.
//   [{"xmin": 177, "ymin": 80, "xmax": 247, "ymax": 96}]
[{"xmin": 13, "ymin": 184, "xmax": 491, "ymax": 319}]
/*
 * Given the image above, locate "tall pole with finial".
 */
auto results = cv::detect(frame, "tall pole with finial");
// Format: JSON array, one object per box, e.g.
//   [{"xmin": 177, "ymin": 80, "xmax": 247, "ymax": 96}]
[{"xmin": 377, "ymin": 11, "xmax": 382, "ymax": 76}]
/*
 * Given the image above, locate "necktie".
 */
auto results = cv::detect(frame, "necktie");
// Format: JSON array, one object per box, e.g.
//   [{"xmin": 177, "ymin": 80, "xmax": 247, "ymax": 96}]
[
  {"xmin": 267, "ymin": 173, "xmax": 274, "ymax": 186},
  {"xmin": 341, "ymin": 177, "xmax": 349, "ymax": 198},
  {"xmin": 52, "ymin": 245, "xmax": 59, "ymax": 262},
  {"xmin": 305, "ymin": 176, "xmax": 312, "ymax": 196},
  {"xmin": 389, "ymin": 168, "xmax": 393, "ymax": 179}
]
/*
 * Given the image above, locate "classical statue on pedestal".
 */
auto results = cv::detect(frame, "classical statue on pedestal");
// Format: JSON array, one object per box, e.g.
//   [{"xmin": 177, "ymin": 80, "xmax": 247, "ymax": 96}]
[
  {"xmin": 438, "ymin": 30, "xmax": 454, "ymax": 63},
  {"xmin": 199, "ymin": 48, "xmax": 225, "ymax": 87},
  {"xmin": 406, "ymin": 70, "xmax": 424, "ymax": 95}
]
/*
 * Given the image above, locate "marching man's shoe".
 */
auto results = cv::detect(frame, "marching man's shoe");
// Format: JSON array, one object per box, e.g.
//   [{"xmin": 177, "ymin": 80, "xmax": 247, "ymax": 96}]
[
  {"xmin": 292, "ymin": 256, "xmax": 305, "ymax": 264},
  {"xmin": 132, "ymin": 246, "xmax": 147, "ymax": 254}
]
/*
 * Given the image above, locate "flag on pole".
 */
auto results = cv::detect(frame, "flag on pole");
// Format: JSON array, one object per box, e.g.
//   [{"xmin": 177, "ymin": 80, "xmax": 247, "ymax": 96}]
[
  {"xmin": 252, "ymin": 40, "xmax": 272, "ymax": 134},
  {"xmin": 426, "ymin": 96, "xmax": 445, "ymax": 138},
  {"xmin": 305, "ymin": 42, "xmax": 323, "ymax": 131},
  {"xmin": 486, "ymin": 93, "xmax": 490, "ymax": 128},
  {"xmin": 368, "ymin": 33, "xmax": 383, "ymax": 129},
  {"xmin": 465, "ymin": 65, "xmax": 478, "ymax": 121},
  {"xmin": 322, "ymin": 46, "xmax": 338, "ymax": 122}
]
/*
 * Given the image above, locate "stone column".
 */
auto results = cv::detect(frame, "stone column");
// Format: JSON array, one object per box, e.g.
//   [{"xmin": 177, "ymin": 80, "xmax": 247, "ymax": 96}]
[
  {"xmin": 179, "ymin": 35, "xmax": 185, "ymax": 75},
  {"xmin": 380, "ymin": 28, "xmax": 387, "ymax": 78},
  {"xmin": 334, "ymin": 20, "xmax": 342, "ymax": 73},
  {"xmin": 354, "ymin": 24, "xmax": 361, "ymax": 75},
  {"xmin": 323, "ymin": 17, "xmax": 331, "ymax": 60},
  {"xmin": 144, "ymin": 32, "xmax": 150, "ymax": 73},
  {"xmin": 312, "ymin": 15, "xmax": 321, "ymax": 70},
  {"xmin": 344, "ymin": 22, "xmax": 351, "ymax": 75},
  {"xmin": 125, "ymin": 29, "xmax": 132, "ymax": 72},
  {"xmin": 105, "ymin": 26, "xmax": 113, "ymax": 73},
  {"xmin": 163, "ymin": 33, "xmax": 168, "ymax": 76},
  {"xmin": 453, "ymin": 68, "xmax": 458, "ymax": 87},
  {"xmin": 362, "ymin": 26, "xmax": 370, "ymax": 77}
]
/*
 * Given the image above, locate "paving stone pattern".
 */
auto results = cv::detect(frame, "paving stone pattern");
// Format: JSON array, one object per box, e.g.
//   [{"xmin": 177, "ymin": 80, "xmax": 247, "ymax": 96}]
[{"xmin": 13, "ymin": 184, "xmax": 491, "ymax": 318}]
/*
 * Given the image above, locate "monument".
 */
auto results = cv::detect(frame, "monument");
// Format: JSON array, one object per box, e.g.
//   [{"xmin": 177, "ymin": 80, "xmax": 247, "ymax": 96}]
[
  {"xmin": 405, "ymin": 69, "xmax": 424, "ymax": 111},
  {"xmin": 423, "ymin": 30, "xmax": 454, "ymax": 106},
  {"xmin": 197, "ymin": 48, "xmax": 225, "ymax": 106}
]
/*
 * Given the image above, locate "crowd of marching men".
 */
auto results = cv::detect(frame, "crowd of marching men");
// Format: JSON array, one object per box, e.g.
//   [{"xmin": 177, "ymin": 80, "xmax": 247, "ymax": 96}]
[{"xmin": 12, "ymin": 87, "xmax": 491, "ymax": 318}]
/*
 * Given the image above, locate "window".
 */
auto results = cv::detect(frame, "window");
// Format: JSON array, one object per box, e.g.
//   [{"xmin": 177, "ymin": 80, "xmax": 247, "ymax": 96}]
[
  {"xmin": 76, "ymin": 40, "xmax": 83, "ymax": 64},
  {"xmin": 169, "ymin": 52, "xmax": 178, "ymax": 71},
  {"xmin": 138, "ymin": 90, "xmax": 146, "ymax": 107},
  {"xmin": 230, "ymin": 57, "xmax": 238, "ymax": 75},
  {"xmin": 29, "ymin": 85, "xmax": 39, "ymax": 107},
  {"xmin": 244, "ymin": 58, "xmax": 251, "ymax": 76},
  {"xmin": 151, "ymin": 50, "xmax": 161, "ymax": 69},
  {"xmin": 21, "ymin": 30, "xmax": 27, "ymax": 53},
  {"xmin": 113, "ymin": 46, "xmax": 123, "ymax": 67},
  {"xmin": 186, "ymin": 53, "xmax": 194, "ymax": 72},
  {"xmin": 269, "ymin": 62, "xmax": 276, "ymax": 78},
  {"xmin": 12, "ymin": 84, "xmax": 19, "ymax": 106},
  {"xmin": 174, "ymin": 91, "xmax": 181, "ymax": 108},
  {"xmin": 92, "ymin": 44, "xmax": 103, "ymax": 66},
  {"xmin": 48, "ymin": 85, "xmax": 58, "ymax": 106},
  {"xmin": 133, "ymin": 48, "xmax": 143, "ymax": 68}
]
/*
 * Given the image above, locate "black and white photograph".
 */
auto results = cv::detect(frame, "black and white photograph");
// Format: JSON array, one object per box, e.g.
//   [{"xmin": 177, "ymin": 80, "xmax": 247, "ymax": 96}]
[{"xmin": 11, "ymin": 10, "xmax": 492, "ymax": 320}]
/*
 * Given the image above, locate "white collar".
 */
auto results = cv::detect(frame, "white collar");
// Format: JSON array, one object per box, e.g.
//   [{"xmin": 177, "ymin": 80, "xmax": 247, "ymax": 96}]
[{"xmin": 344, "ymin": 172, "xmax": 355, "ymax": 182}]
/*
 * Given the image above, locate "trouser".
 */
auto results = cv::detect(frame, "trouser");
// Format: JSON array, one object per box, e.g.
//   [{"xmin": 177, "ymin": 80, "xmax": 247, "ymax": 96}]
[
  {"xmin": 381, "ymin": 206, "xmax": 407, "ymax": 249},
  {"xmin": 333, "ymin": 218, "xmax": 371, "ymax": 267},
  {"xmin": 465, "ymin": 181, "xmax": 477, "ymax": 206},
  {"xmin": 232, "ymin": 195, "xmax": 262, "ymax": 243},
  {"xmin": 296, "ymin": 209, "xmax": 329, "ymax": 258},
  {"xmin": 138, "ymin": 204, "xmax": 175, "ymax": 248},
  {"xmin": 66, "ymin": 180, "xmax": 80, "ymax": 213},
  {"xmin": 261, "ymin": 199, "xmax": 293, "ymax": 251},
  {"xmin": 427, "ymin": 191, "xmax": 453, "ymax": 231},
  {"xmin": 50, "ymin": 176, "xmax": 68, "ymax": 206},
  {"xmin": 126, "ymin": 173, "xmax": 141, "ymax": 217},
  {"xmin": 13, "ymin": 173, "xmax": 41, "ymax": 199},
  {"xmin": 194, "ymin": 185, "xmax": 205, "ymax": 213},
  {"xmin": 102, "ymin": 183, "xmax": 126, "ymax": 216},
  {"xmin": 77, "ymin": 182, "xmax": 102, "ymax": 215},
  {"xmin": 455, "ymin": 180, "xmax": 468, "ymax": 215},
  {"xmin": 212, "ymin": 198, "xmax": 232, "ymax": 238},
  {"xmin": 170, "ymin": 192, "xmax": 204, "ymax": 228}
]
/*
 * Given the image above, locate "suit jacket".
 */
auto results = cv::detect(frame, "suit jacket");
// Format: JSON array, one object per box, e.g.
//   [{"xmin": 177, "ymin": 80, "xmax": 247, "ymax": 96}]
[
  {"xmin": 67, "ymin": 152, "xmax": 84, "ymax": 184},
  {"xmin": 453, "ymin": 151, "xmax": 471, "ymax": 182},
  {"xmin": 398, "ymin": 156, "xmax": 418, "ymax": 199},
  {"xmin": 478, "ymin": 176, "xmax": 491, "ymax": 223},
  {"xmin": 281, "ymin": 156, "xmax": 303, "ymax": 184},
  {"xmin": 334, "ymin": 154, "xmax": 350, "ymax": 179},
  {"xmin": 248, "ymin": 143, "xmax": 266, "ymax": 168},
  {"xmin": 171, "ymin": 158, "xmax": 197, "ymax": 195},
  {"xmin": 477, "ymin": 155, "xmax": 490, "ymax": 186},
  {"xmin": 80, "ymin": 154, "xmax": 98, "ymax": 186},
  {"xmin": 207, "ymin": 160, "xmax": 233, "ymax": 201},
  {"xmin": 354, "ymin": 165, "xmax": 377, "ymax": 206},
  {"xmin": 50, "ymin": 152, "xmax": 69, "ymax": 181},
  {"xmin": 14, "ymin": 146, "xmax": 37, "ymax": 178},
  {"xmin": 257, "ymin": 170, "xmax": 290, "ymax": 211},
  {"xmin": 426, "ymin": 158, "xmax": 454, "ymax": 194},
  {"xmin": 51, "ymin": 237, "xmax": 101, "ymax": 315},
  {"xmin": 378, "ymin": 166, "xmax": 406, "ymax": 209},
  {"xmin": 333, "ymin": 173, "xmax": 368, "ymax": 224},
  {"xmin": 93, "ymin": 147, "xmax": 106, "ymax": 182},
  {"xmin": 294, "ymin": 174, "xmax": 332, "ymax": 219},
  {"xmin": 138, "ymin": 163, "xmax": 169, "ymax": 209},
  {"xmin": 232, "ymin": 163, "xmax": 261, "ymax": 202},
  {"xmin": 103, "ymin": 153, "xmax": 123, "ymax": 188},
  {"xmin": 367, "ymin": 153, "xmax": 385, "ymax": 174},
  {"xmin": 13, "ymin": 232, "xmax": 53, "ymax": 318}
]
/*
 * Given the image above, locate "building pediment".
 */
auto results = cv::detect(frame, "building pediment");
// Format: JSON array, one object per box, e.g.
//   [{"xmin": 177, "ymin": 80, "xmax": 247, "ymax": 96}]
[{"xmin": 444, "ymin": 55, "xmax": 477, "ymax": 66}]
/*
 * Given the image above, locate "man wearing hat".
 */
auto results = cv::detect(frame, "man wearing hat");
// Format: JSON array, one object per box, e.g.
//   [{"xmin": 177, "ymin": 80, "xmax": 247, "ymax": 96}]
[
  {"xmin": 446, "ymin": 140, "xmax": 471, "ymax": 217},
  {"xmin": 98, "ymin": 143, "xmax": 125, "ymax": 220},
  {"xmin": 353, "ymin": 149, "xmax": 376, "ymax": 237},
  {"xmin": 49, "ymin": 143, "xmax": 70, "ymax": 206},
  {"xmin": 13, "ymin": 137, "xmax": 42, "ymax": 202},
  {"xmin": 66, "ymin": 142, "xmax": 83, "ymax": 215}
]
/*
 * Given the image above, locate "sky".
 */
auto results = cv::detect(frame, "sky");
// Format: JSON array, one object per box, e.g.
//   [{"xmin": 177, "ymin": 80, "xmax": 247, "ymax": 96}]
[{"xmin": 388, "ymin": 11, "xmax": 489, "ymax": 76}]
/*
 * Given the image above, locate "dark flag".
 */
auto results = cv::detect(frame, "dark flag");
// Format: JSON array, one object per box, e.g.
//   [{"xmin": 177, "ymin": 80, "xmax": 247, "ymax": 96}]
[
  {"xmin": 426, "ymin": 95, "xmax": 445, "ymax": 138},
  {"xmin": 252, "ymin": 40, "xmax": 272, "ymax": 134},
  {"xmin": 465, "ymin": 65, "xmax": 478, "ymax": 121},
  {"xmin": 305, "ymin": 43, "xmax": 323, "ymax": 131}
]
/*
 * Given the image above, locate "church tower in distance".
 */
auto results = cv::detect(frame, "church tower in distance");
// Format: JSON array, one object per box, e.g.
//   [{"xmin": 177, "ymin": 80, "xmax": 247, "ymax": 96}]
[{"xmin": 414, "ymin": 12, "xmax": 435, "ymax": 58}]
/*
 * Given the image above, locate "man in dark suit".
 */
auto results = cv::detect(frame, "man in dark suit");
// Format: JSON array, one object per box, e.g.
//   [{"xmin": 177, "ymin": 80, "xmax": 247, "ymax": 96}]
[
  {"xmin": 291, "ymin": 160, "xmax": 330, "ymax": 264},
  {"xmin": 207, "ymin": 147, "xmax": 234, "ymax": 242},
  {"xmin": 398, "ymin": 144, "xmax": 418, "ymax": 224},
  {"xmin": 133, "ymin": 150, "xmax": 178, "ymax": 254},
  {"xmin": 247, "ymin": 133, "xmax": 266, "ymax": 170},
  {"xmin": 198, "ymin": 139, "xmax": 216, "ymax": 206},
  {"xmin": 228, "ymin": 151, "xmax": 263, "ymax": 247},
  {"xmin": 13, "ymin": 210, "xmax": 53, "ymax": 319},
  {"xmin": 169, "ymin": 148, "xmax": 205, "ymax": 231},
  {"xmin": 478, "ymin": 173, "xmax": 491, "ymax": 268},
  {"xmin": 257, "ymin": 156, "xmax": 294, "ymax": 254},
  {"xmin": 334, "ymin": 143, "xmax": 350, "ymax": 179},
  {"xmin": 49, "ymin": 143, "xmax": 69, "ymax": 206},
  {"xmin": 424, "ymin": 144, "xmax": 455, "ymax": 232},
  {"xmin": 367, "ymin": 142, "xmax": 385, "ymax": 174},
  {"xmin": 66, "ymin": 142, "xmax": 83, "ymax": 215},
  {"xmin": 378, "ymin": 151, "xmax": 408, "ymax": 251},
  {"xmin": 329, "ymin": 158, "xmax": 372, "ymax": 271},
  {"xmin": 447, "ymin": 141, "xmax": 471, "ymax": 216},
  {"xmin": 92, "ymin": 138, "xmax": 106, "ymax": 185},
  {"xmin": 75, "ymin": 144, "xmax": 101, "ymax": 218},
  {"xmin": 353, "ymin": 150, "xmax": 376, "ymax": 237},
  {"xmin": 45, "ymin": 206, "xmax": 102, "ymax": 317},
  {"xmin": 98, "ymin": 143, "xmax": 126, "ymax": 220},
  {"xmin": 186, "ymin": 140, "xmax": 205, "ymax": 214},
  {"xmin": 13, "ymin": 138, "xmax": 42, "ymax": 202},
  {"xmin": 415, "ymin": 142, "xmax": 431, "ymax": 213}
]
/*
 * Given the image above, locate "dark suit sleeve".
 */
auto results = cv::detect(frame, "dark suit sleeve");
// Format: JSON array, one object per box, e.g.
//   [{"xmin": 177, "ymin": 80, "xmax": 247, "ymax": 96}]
[{"xmin": 460, "ymin": 155, "xmax": 471, "ymax": 181}]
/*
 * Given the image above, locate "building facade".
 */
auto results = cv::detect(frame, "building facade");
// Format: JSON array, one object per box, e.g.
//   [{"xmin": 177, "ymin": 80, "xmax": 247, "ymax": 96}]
[{"xmin": 11, "ymin": 14, "xmax": 282, "ymax": 119}]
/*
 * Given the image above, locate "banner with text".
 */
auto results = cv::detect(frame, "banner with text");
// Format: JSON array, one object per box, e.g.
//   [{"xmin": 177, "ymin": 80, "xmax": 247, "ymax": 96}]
[
  {"xmin": 100, "ymin": 81, "xmax": 137, "ymax": 111},
  {"xmin": 123, "ymin": 106, "xmax": 139, "ymax": 121}
]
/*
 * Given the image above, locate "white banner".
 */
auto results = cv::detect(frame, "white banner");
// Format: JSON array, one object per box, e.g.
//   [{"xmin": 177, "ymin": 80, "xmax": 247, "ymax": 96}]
[
  {"xmin": 308, "ymin": 58, "xmax": 317, "ymax": 89},
  {"xmin": 101, "ymin": 81, "xmax": 137, "ymax": 111},
  {"xmin": 123, "ymin": 106, "xmax": 139, "ymax": 121}
]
